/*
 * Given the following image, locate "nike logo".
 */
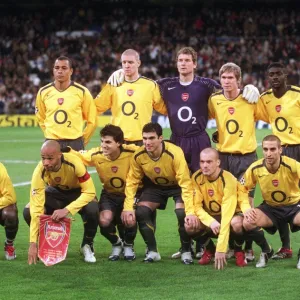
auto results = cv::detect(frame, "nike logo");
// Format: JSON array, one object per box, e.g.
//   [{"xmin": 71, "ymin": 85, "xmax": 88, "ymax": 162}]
[
  {"xmin": 98, "ymin": 162, "xmax": 104, "ymax": 165},
  {"xmin": 266, "ymin": 101, "xmax": 271, "ymax": 104},
  {"xmin": 168, "ymin": 87, "xmax": 176, "ymax": 90},
  {"xmin": 217, "ymin": 102, "xmax": 222, "ymax": 105},
  {"xmin": 141, "ymin": 163, "xmax": 148, "ymax": 165},
  {"xmin": 258, "ymin": 175, "xmax": 265, "ymax": 178}
]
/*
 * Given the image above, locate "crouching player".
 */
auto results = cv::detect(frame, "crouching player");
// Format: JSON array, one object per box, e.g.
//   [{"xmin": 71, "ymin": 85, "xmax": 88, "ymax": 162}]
[
  {"xmin": 26, "ymin": 140, "xmax": 98, "ymax": 264},
  {"xmin": 70, "ymin": 124, "xmax": 139, "ymax": 261},
  {"xmin": 0, "ymin": 162, "xmax": 18, "ymax": 260},
  {"xmin": 241, "ymin": 135, "xmax": 300, "ymax": 269},
  {"xmin": 123, "ymin": 122, "xmax": 199, "ymax": 264}
]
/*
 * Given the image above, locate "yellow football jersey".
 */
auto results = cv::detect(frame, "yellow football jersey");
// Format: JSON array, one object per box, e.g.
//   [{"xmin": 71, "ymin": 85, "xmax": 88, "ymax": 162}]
[
  {"xmin": 192, "ymin": 169, "xmax": 238, "ymax": 253},
  {"xmin": 70, "ymin": 144, "xmax": 139, "ymax": 194},
  {"xmin": 124, "ymin": 141, "xmax": 194, "ymax": 214},
  {"xmin": 30, "ymin": 153, "xmax": 96, "ymax": 242},
  {"xmin": 241, "ymin": 156, "xmax": 300, "ymax": 207},
  {"xmin": 257, "ymin": 85, "xmax": 300, "ymax": 145},
  {"xmin": 35, "ymin": 81, "xmax": 97, "ymax": 145},
  {"xmin": 94, "ymin": 78, "xmax": 167, "ymax": 141},
  {"xmin": 0, "ymin": 162, "xmax": 16, "ymax": 209},
  {"xmin": 208, "ymin": 91, "xmax": 258, "ymax": 154}
]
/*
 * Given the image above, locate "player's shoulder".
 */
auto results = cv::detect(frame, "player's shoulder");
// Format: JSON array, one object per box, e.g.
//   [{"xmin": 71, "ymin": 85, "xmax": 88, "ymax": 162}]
[
  {"xmin": 122, "ymin": 144, "xmax": 140, "ymax": 153},
  {"xmin": 163, "ymin": 141, "xmax": 184, "ymax": 158},
  {"xmin": 194, "ymin": 76, "xmax": 219, "ymax": 87},
  {"xmin": 260, "ymin": 88, "xmax": 273, "ymax": 99},
  {"xmin": 281, "ymin": 155, "xmax": 298, "ymax": 170},
  {"xmin": 288, "ymin": 85, "xmax": 300, "ymax": 94},
  {"xmin": 72, "ymin": 81, "xmax": 89, "ymax": 94},
  {"xmin": 138, "ymin": 76, "xmax": 157, "ymax": 87},
  {"xmin": 62, "ymin": 152, "xmax": 83, "ymax": 168},
  {"xmin": 220, "ymin": 169, "xmax": 237, "ymax": 183},
  {"xmin": 87, "ymin": 147, "xmax": 103, "ymax": 157},
  {"xmin": 192, "ymin": 169, "xmax": 203, "ymax": 182},
  {"xmin": 248, "ymin": 158, "xmax": 265, "ymax": 172},
  {"xmin": 210, "ymin": 90, "xmax": 224, "ymax": 100},
  {"xmin": 133, "ymin": 146, "xmax": 147, "ymax": 160},
  {"xmin": 157, "ymin": 77, "xmax": 179, "ymax": 86},
  {"xmin": 39, "ymin": 82, "xmax": 54, "ymax": 95}
]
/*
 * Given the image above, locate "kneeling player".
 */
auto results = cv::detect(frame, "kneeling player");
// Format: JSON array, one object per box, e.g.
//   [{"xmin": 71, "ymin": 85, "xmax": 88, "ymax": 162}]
[
  {"xmin": 242, "ymin": 135, "xmax": 300, "ymax": 269},
  {"xmin": 123, "ymin": 123, "xmax": 199, "ymax": 264},
  {"xmin": 70, "ymin": 125, "xmax": 139, "ymax": 261},
  {"xmin": 185, "ymin": 148, "xmax": 240, "ymax": 270},
  {"xmin": 0, "ymin": 162, "xmax": 18, "ymax": 260},
  {"xmin": 26, "ymin": 140, "xmax": 98, "ymax": 265}
]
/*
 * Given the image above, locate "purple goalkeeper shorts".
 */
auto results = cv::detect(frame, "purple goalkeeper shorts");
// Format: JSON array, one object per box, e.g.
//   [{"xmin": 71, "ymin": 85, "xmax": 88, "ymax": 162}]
[{"xmin": 171, "ymin": 132, "xmax": 211, "ymax": 173}]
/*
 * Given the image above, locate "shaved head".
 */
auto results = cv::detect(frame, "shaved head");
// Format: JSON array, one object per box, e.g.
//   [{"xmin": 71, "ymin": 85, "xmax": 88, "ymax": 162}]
[
  {"xmin": 41, "ymin": 140, "xmax": 61, "ymax": 153},
  {"xmin": 121, "ymin": 49, "xmax": 140, "ymax": 61},
  {"xmin": 41, "ymin": 140, "xmax": 62, "ymax": 172},
  {"xmin": 200, "ymin": 148, "xmax": 219, "ymax": 160}
]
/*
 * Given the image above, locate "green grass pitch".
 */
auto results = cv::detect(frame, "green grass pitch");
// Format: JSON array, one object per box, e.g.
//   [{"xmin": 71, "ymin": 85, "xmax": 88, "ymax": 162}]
[{"xmin": 1, "ymin": 127, "xmax": 299, "ymax": 300}]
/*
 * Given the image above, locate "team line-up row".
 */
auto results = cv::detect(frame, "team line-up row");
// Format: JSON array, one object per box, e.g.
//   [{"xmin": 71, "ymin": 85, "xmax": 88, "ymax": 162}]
[{"xmin": 1, "ymin": 47, "xmax": 299, "ymax": 269}]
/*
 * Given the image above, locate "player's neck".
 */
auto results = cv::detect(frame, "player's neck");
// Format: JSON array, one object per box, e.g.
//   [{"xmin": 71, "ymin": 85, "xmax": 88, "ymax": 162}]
[
  {"xmin": 224, "ymin": 89, "xmax": 240, "ymax": 100},
  {"xmin": 272, "ymin": 84, "xmax": 288, "ymax": 98},
  {"xmin": 125, "ymin": 73, "xmax": 140, "ymax": 82},
  {"xmin": 207, "ymin": 168, "xmax": 221, "ymax": 181},
  {"xmin": 53, "ymin": 161, "xmax": 62, "ymax": 172},
  {"xmin": 147, "ymin": 144, "xmax": 163, "ymax": 160},
  {"xmin": 54, "ymin": 80, "xmax": 72, "ymax": 91},
  {"xmin": 179, "ymin": 73, "xmax": 194, "ymax": 83},
  {"xmin": 265, "ymin": 160, "xmax": 280, "ymax": 173},
  {"xmin": 107, "ymin": 149, "xmax": 121, "ymax": 161}
]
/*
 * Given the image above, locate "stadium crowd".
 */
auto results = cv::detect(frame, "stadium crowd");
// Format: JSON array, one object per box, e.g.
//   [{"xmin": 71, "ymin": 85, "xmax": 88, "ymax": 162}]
[{"xmin": 0, "ymin": 4, "xmax": 300, "ymax": 114}]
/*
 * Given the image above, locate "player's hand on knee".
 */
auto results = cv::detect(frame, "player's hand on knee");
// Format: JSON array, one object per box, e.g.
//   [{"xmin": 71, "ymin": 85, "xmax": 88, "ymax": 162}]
[
  {"xmin": 28, "ymin": 242, "xmax": 38, "ymax": 265},
  {"xmin": 244, "ymin": 208, "xmax": 256, "ymax": 223},
  {"xmin": 121, "ymin": 210, "xmax": 136, "ymax": 227},
  {"xmin": 185, "ymin": 215, "xmax": 200, "ymax": 231},
  {"xmin": 242, "ymin": 84, "xmax": 260, "ymax": 104},
  {"xmin": 214, "ymin": 252, "xmax": 227, "ymax": 270},
  {"xmin": 210, "ymin": 220, "xmax": 220, "ymax": 235},
  {"xmin": 107, "ymin": 69, "xmax": 125, "ymax": 86}
]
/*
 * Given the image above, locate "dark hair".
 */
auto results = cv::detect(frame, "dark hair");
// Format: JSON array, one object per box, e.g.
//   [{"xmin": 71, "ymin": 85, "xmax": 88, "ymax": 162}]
[
  {"xmin": 267, "ymin": 62, "xmax": 285, "ymax": 72},
  {"xmin": 142, "ymin": 122, "xmax": 163, "ymax": 136},
  {"xmin": 100, "ymin": 124, "xmax": 124, "ymax": 144},
  {"xmin": 55, "ymin": 56, "xmax": 73, "ymax": 68},
  {"xmin": 262, "ymin": 135, "xmax": 281, "ymax": 147}
]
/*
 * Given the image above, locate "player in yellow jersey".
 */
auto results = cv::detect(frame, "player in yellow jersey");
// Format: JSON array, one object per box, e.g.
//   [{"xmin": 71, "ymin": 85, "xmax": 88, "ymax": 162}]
[
  {"xmin": 241, "ymin": 135, "xmax": 300, "ymax": 269},
  {"xmin": 26, "ymin": 140, "xmax": 98, "ymax": 265},
  {"xmin": 208, "ymin": 62, "xmax": 258, "ymax": 262},
  {"xmin": 35, "ymin": 56, "xmax": 97, "ymax": 150},
  {"xmin": 94, "ymin": 49, "xmax": 167, "ymax": 144},
  {"xmin": 257, "ymin": 62, "xmax": 300, "ymax": 259},
  {"xmin": 68, "ymin": 124, "xmax": 140, "ymax": 261},
  {"xmin": 0, "ymin": 163, "xmax": 18, "ymax": 260},
  {"xmin": 123, "ymin": 123, "xmax": 199, "ymax": 264}
]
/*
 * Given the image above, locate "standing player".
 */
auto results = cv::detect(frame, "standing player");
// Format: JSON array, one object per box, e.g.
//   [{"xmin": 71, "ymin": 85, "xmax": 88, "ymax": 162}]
[
  {"xmin": 208, "ymin": 62, "xmax": 259, "ymax": 261},
  {"xmin": 257, "ymin": 62, "xmax": 300, "ymax": 259},
  {"xmin": 122, "ymin": 123, "xmax": 199, "ymax": 264},
  {"xmin": 0, "ymin": 163, "xmax": 18, "ymax": 260},
  {"xmin": 69, "ymin": 124, "xmax": 139, "ymax": 261},
  {"xmin": 94, "ymin": 49, "xmax": 167, "ymax": 145},
  {"xmin": 27, "ymin": 140, "xmax": 98, "ymax": 264},
  {"xmin": 35, "ymin": 56, "xmax": 97, "ymax": 150},
  {"xmin": 242, "ymin": 135, "xmax": 300, "ymax": 269}
]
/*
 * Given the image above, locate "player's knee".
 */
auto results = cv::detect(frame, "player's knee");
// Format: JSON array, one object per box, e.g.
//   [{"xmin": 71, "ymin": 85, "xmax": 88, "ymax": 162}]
[
  {"xmin": 99, "ymin": 215, "xmax": 113, "ymax": 228},
  {"xmin": 175, "ymin": 208, "xmax": 185, "ymax": 225},
  {"xmin": 243, "ymin": 218, "xmax": 256, "ymax": 231},
  {"xmin": 231, "ymin": 216, "xmax": 243, "ymax": 233},
  {"xmin": 23, "ymin": 206, "xmax": 31, "ymax": 226},
  {"xmin": 135, "ymin": 205, "xmax": 152, "ymax": 223},
  {"xmin": 3, "ymin": 206, "xmax": 18, "ymax": 227},
  {"xmin": 184, "ymin": 223, "xmax": 196, "ymax": 235}
]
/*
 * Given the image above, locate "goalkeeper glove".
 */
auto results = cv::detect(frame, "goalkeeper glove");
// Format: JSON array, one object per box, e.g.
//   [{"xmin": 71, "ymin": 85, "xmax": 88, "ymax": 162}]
[
  {"xmin": 107, "ymin": 69, "xmax": 125, "ymax": 87},
  {"xmin": 242, "ymin": 84, "xmax": 260, "ymax": 104}
]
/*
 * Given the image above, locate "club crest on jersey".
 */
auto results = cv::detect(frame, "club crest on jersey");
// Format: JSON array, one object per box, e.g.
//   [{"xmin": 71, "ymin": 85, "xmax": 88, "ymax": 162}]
[
  {"xmin": 181, "ymin": 93, "xmax": 189, "ymax": 102},
  {"xmin": 272, "ymin": 179, "xmax": 279, "ymax": 187},
  {"xmin": 208, "ymin": 189, "xmax": 214, "ymax": 197},
  {"xmin": 127, "ymin": 89, "xmax": 134, "ymax": 96},
  {"xmin": 45, "ymin": 221, "xmax": 66, "ymax": 248},
  {"xmin": 154, "ymin": 167, "xmax": 161, "ymax": 174},
  {"xmin": 275, "ymin": 105, "xmax": 281, "ymax": 113},
  {"xmin": 54, "ymin": 177, "xmax": 61, "ymax": 183},
  {"xmin": 111, "ymin": 166, "xmax": 118, "ymax": 173},
  {"xmin": 228, "ymin": 107, "xmax": 235, "ymax": 115},
  {"xmin": 57, "ymin": 98, "xmax": 64, "ymax": 105}
]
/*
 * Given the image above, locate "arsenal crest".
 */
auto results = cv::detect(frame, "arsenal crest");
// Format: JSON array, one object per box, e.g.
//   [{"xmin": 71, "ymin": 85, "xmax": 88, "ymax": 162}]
[
  {"xmin": 272, "ymin": 179, "xmax": 279, "ymax": 187},
  {"xmin": 275, "ymin": 105, "xmax": 281, "ymax": 113},
  {"xmin": 154, "ymin": 167, "xmax": 161, "ymax": 174},
  {"xmin": 54, "ymin": 177, "xmax": 61, "ymax": 183},
  {"xmin": 57, "ymin": 98, "xmax": 64, "ymax": 105},
  {"xmin": 111, "ymin": 166, "xmax": 118, "ymax": 173},
  {"xmin": 228, "ymin": 107, "xmax": 235, "ymax": 115},
  {"xmin": 181, "ymin": 93, "xmax": 189, "ymax": 102},
  {"xmin": 45, "ymin": 221, "xmax": 66, "ymax": 248},
  {"xmin": 208, "ymin": 189, "xmax": 214, "ymax": 197},
  {"xmin": 127, "ymin": 89, "xmax": 134, "ymax": 96}
]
